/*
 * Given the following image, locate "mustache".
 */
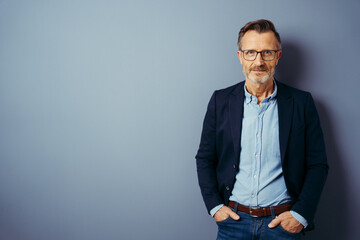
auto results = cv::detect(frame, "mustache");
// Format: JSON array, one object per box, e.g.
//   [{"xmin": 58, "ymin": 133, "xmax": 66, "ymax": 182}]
[{"xmin": 250, "ymin": 65, "xmax": 268, "ymax": 71}]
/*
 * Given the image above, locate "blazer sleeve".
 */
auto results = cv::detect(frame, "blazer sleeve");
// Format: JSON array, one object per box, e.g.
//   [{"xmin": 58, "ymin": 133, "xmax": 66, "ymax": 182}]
[
  {"xmin": 291, "ymin": 93, "xmax": 329, "ymax": 230},
  {"xmin": 196, "ymin": 92, "xmax": 223, "ymax": 213}
]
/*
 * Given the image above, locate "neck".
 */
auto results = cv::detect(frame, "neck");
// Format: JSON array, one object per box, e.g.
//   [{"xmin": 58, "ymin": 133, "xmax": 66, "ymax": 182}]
[{"xmin": 245, "ymin": 79, "xmax": 274, "ymax": 105}]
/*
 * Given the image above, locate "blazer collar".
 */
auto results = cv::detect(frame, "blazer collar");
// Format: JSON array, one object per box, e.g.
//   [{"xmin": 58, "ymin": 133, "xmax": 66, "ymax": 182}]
[
  {"xmin": 229, "ymin": 81, "xmax": 245, "ymax": 162},
  {"xmin": 276, "ymin": 80, "xmax": 294, "ymax": 163}
]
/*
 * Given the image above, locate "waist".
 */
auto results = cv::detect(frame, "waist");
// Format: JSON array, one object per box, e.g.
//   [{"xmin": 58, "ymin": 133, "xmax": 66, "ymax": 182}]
[{"xmin": 228, "ymin": 201, "xmax": 292, "ymax": 217}]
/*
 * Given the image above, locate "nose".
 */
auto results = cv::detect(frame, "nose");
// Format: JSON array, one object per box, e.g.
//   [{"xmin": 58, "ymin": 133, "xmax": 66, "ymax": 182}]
[{"xmin": 254, "ymin": 52, "xmax": 264, "ymax": 65}]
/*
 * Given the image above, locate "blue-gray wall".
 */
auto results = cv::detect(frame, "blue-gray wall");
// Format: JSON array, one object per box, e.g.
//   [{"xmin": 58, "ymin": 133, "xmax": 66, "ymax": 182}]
[{"xmin": 0, "ymin": 0, "xmax": 359, "ymax": 239}]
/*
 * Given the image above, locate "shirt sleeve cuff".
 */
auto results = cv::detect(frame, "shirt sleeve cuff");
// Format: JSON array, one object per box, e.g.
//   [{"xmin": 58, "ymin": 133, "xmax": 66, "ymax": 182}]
[
  {"xmin": 210, "ymin": 204, "xmax": 224, "ymax": 217},
  {"xmin": 290, "ymin": 210, "xmax": 308, "ymax": 228}
]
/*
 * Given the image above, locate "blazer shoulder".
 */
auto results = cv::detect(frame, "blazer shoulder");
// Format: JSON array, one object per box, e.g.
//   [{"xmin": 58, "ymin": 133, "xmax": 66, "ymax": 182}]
[
  {"xmin": 214, "ymin": 81, "xmax": 245, "ymax": 99},
  {"xmin": 277, "ymin": 81, "xmax": 311, "ymax": 100}
]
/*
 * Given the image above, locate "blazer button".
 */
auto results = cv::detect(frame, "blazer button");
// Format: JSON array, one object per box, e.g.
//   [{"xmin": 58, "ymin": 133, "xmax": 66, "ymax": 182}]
[
  {"xmin": 233, "ymin": 164, "xmax": 236, "ymax": 169},
  {"xmin": 226, "ymin": 186, "xmax": 230, "ymax": 190}
]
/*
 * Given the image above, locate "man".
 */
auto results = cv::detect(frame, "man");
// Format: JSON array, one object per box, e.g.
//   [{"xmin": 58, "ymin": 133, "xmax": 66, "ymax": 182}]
[{"xmin": 196, "ymin": 19, "xmax": 328, "ymax": 239}]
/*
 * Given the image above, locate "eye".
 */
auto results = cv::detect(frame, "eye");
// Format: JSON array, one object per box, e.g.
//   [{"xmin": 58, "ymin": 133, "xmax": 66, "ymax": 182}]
[
  {"xmin": 246, "ymin": 50, "xmax": 256, "ymax": 55},
  {"xmin": 263, "ymin": 50, "xmax": 272, "ymax": 56}
]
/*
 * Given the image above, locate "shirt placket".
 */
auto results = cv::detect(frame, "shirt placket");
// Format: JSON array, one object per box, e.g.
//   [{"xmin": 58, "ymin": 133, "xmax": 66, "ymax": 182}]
[{"xmin": 250, "ymin": 100, "xmax": 269, "ymax": 206}]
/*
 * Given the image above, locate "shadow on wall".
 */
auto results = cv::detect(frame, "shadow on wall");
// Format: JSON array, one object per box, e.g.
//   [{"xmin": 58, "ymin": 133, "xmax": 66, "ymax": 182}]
[
  {"xmin": 275, "ymin": 41, "xmax": 306, "ymax": 88},
  {"xmin": 277, "ymin": 41, "xmax": 349, "ymax": 240},
  {"xmin": 305, "ymin": 101, "xmax": 349, "ymax": 240}
]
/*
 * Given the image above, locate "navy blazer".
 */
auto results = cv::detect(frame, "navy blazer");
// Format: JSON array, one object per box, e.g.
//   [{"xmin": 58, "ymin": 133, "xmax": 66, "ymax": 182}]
[{"xmin": 196, "ymin": 80, "xmax": 328, "ymax": 230}]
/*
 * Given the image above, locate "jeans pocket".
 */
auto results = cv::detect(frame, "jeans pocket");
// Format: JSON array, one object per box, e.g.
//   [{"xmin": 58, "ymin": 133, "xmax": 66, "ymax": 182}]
[
  {"xmin": 278, "ymin": 224, "xmax": 301, "ymax": 236},
  {"xmin": 216, "ymin": 216, "xmax": 233, "ymax": 224}
]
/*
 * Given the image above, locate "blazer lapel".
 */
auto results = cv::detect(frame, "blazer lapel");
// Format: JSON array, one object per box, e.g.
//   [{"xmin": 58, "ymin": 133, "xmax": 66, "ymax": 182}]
[
  {"xmin": 277, "ymin": 81, "xmax": 294, "ymax": 164},
  {"xmin": 229, "ymin": 82, "xmax": 245, "ymax": 161}
]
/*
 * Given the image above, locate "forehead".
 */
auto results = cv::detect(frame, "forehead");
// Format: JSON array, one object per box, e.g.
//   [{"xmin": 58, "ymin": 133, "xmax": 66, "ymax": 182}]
[{"xmin": 241, "ymin": 30, "xmax": 279, "ymax": 50}]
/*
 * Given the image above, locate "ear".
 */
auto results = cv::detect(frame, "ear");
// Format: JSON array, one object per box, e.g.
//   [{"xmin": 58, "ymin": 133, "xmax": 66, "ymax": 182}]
[
  {"xmin": 275, "ymin": 50, "xmax": 282, "ymax": 65},
  {"xmin": 237, "ymin": 51, "xmax": 243, "ymax": 65}
]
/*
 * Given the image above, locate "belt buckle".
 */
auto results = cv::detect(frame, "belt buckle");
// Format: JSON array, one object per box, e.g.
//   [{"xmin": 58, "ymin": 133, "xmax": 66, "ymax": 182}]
[{"xmin": 249, "ymin": 207, "xmax": 259, "ymax": 217}]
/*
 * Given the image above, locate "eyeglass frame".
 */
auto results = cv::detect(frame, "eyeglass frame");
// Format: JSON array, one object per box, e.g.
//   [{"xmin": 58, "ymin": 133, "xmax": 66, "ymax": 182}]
[{"xmin": 239, "ymin": 49, "xmax": 282, "ymax": 61}]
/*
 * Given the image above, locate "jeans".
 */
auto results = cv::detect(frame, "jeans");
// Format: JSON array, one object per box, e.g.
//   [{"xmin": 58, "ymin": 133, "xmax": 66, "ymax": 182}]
[{"xmin": 216, "ymin": 207, "xmax": 302, "ymax": 240}]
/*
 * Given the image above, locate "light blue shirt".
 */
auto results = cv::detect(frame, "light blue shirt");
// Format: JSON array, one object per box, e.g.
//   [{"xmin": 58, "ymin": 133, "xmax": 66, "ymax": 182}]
[{"xmin": 210, "ymin": 82, "xmax": 308, "ymax": 227}]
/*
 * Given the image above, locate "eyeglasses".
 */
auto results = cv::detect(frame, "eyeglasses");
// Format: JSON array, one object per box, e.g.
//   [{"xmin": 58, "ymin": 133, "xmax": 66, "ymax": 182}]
[{"xmin": 239, "ymin": 49, "xmax": 281, "ymax": 61}]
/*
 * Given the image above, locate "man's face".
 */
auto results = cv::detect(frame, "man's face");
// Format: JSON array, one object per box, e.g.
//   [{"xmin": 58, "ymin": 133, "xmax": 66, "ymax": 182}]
[{"xmin": 237, "ymin": 30, "xmax": 281, "ymax": 84}]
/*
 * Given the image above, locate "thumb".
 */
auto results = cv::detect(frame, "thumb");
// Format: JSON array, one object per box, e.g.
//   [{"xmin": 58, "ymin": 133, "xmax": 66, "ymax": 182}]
[
  {"xmin": 228, "ymin": 210, "xmax": 240, "ymax": 220},
  {"xmin": 268, "ymin": 216, "xmax": 281, "ymax": 228}
]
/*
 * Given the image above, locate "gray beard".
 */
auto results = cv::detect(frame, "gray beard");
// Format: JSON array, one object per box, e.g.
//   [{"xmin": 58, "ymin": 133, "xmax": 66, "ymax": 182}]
[{"xmin": 245, "ymin": 68, "xmax": 275, "ymax": 84}]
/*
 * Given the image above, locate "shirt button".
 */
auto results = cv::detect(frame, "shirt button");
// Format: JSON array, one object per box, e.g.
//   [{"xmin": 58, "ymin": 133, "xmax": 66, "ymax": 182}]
[
  {"xmin": 253, "ymin": 175, "xmax": 257, "ymax": 178},
  {"xmin": 256, "ymin": 134, "xmax": 260, "ymax": 138},
  {"xmin": 256, "ymin": 154, "xmax": 260, "ymax": 158},
  {"xmin": 226, "ymin": 186, "xmax": 230, "ymax": 190},
  {"xmin": 251, "ymin": 194, "xmax": 255, "ymax": 198}
]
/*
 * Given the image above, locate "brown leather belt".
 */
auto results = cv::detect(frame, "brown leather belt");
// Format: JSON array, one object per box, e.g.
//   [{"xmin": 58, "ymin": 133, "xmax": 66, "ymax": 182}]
[{"xmin": 228, "ymin": 201, "xmax": 292, "ymax": 217}]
